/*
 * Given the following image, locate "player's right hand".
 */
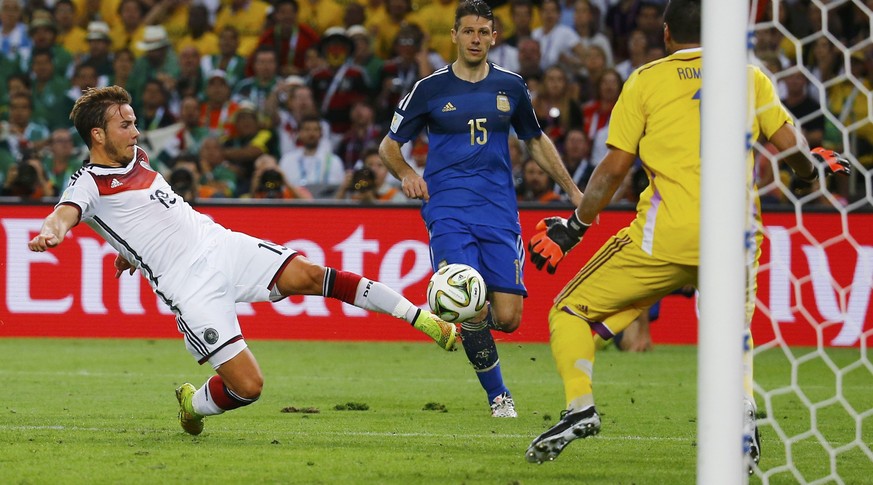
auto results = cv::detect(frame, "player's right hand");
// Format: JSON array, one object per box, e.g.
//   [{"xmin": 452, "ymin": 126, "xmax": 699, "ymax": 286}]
[
  {"xmin": 528, "ymin": 213, "xmax": 589, "ymax": 274},
  {"xmin": 811, "ymin": 147, "xmax": 851, "ymax": 176},
  {"xmin": 28, "ymin": 233, "xmax": 60, "ymax": 252},
  {"xmin": 114, "ymin": 254, "xmax": 135, "ymax": 278},
  {"xmin": 401, "ymin": 173, "xmax": 429, "ymax": 201}
]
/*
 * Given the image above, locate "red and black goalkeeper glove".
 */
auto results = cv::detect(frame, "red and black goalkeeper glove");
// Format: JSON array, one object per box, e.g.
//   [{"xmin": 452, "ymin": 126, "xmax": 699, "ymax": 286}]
[
  {"xmin": 801, "ymin": 147, "xmax": 852, "ymax": 181},
  {"xmin": 528, "ymin": 212, "xmax": 590, "ymax": 274}
]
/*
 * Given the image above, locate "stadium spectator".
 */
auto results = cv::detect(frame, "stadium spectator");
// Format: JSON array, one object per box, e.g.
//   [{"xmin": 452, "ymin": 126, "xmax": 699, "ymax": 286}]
[
  {"xmin": 201, "ymin": 26, "xmax": 246, "ymax": 89},
  {"xmin": 176, "ymin": 4, "xmax": 219, "ymax": 57},
  {"xmin": 234, "ymin": 48, "xmax": 282, "ymax": 124},
  {"xmin": 279, "ymin": 114, "xmax": 345, "ymax": 197},
  {"xmin": 142, "ymin": 0, "xmax": 191, "ymax": 48},
  {"xmin": 308, "ymin": 27, "xmax": 368, "ymax": 140},
  {"xmin": 110, "ymin": 0, "xmax": 146, "ymax": 56},
  {"xmin": 214, "ymin": 0, "xmax": 270, "ymax": 58},
  {"xmin": 487, "ymin": 16, "xmax": 519, "ymax": 72},
  {"xmin": 413, "ymin": 0, "xmax": 460, "ymax": 63},
  {"xmin": 0, "ymin": 0, "xmax": 29, "ymax": 63},
  {"xmin": 634, "ymin": 1, "xmax": 664, "ymax": 48},
  {"xmin": 53, "ymin": 0, "xmax": 88, "ymax": 57},
  {"xmin": 336, "ymin": 100, "xmax": 381, "ymax": 171},
  {"xmin": 155, "ymin": 95, "xmax": 210, "ymax": 169},
  {"xmin": 223, "ymin": 102, "xmax": 278, "ymax": 193},
  {"xmin": 1, "ymin": 72, "xmax": 29, "ymax": 121},
  {"xmin": 41, "ymin": 128, "xmax": 82, "ymax": 195},
  {"xmin": 129, "ymin": 25, "xmax": 180, "ymax": 102},
  {"xmin": 139, "ymin": 79, "xmax": 178, "ymax": 132},
  {"xmin": 376, "ymin": 24, "xmax": 434, "ymax": 124},
  {"xmin": 72, "ymin": 0, "xmax": 120, "ymax": 31},
  {"xmin": 524, "ymin": 1, "xmax": 849, "ymax": 468},
  {"xmin": 270, "ymin": 82, "xmax": 332, "ymax": 155},
  {"xmin": 362, "ymin": 0, "xmax": 390, "ymax": 35},
  {"xmin": 196, "ymin": 136, "xmax": 238, "ymax": 198},
  {"xmin": 532, "ymin": 65, "xmax": 584, "ymax": 146},
  {"xmin": 615, "ymin": 29, "xmax": 648, "ymax": 79},
  {"xmin": 249, "ymin": 0, "xmax": 319, "ymax": 77},
  {"xmin": 781, "ymin": 67, "xmax": 824, "ymax": 149},
  {"xmin": 532, "ymin": 0, "xmax": 582, "ymax": 70},
  {"xmin": 2, "ymin": 157, "xmax": 53, "ymax": 198},
  {"xmin": 30, "ymin": 50, "xmax": 72, "ymax": 132},
  {"xmin": 297, "ymin": 0, "xmax": 344, "ymax": 35},
  {"xmin": 503, "ymin": 0, "xmax": 535, "ymax": 48},
  {"xmin": 25, "ymin": 10, "xmax": 74, "ymax": 79},
  {"xmin": 372, "ymin": 0, "xmax": 414, "ymax": 59},
  {"xmin": 582, "ymin": 68, "xmax": 622, "ymax": 145},
  {"xmin": 518, "ymin": 158, "xmax": 562, "ymax": 203},
  {"xmin": 108, "ymin": 48, "xmax": 135, "ymax": 91},
  {"xmin": 166, "ymin": 157, "xmax": 201, "ymax": 204},
  {"xmin": 380, "ymin": 0, "xmax": 582, "ymax": 418},
  {"xmin": 81, "ymin": 21, "xmax": 113, "ymax": 79},
  {"xmin": 245, "ymin": 153, "xmax": 312, "ymax": 199},
  {"xmin": 65, "ymin": 61, "xmax": 101, "ymax": 110},
  {"xmin": 199, "ymin": 69, "xmax": 240, "ymax": 139},
  {"xmin": 347, "ymin": 24, "xmax": 383, "ymax": 92},
  {"xmin": 570, "ymin": 0, "xmax": 614, "ymax": 68},
  {"xmin": 604, "ymin": 0, "xmax": 642, "ymax": 61},
  {"xmin": 575, "ymin": 42, "xmax": 610, "ymax": 101},
  {"xmin": 2, "ymin": 92, "xmax": 51, "ymax": 162},
  {"xmin": 361, "ymin": 147, "xmax": 405, "ymax": 200},
  {"xmin": 343, "ymin": 3, "xmax": 365, "ymax": 29},
  {"xmin": 516, "ymin": 37, "xmax": 544, "ymax": 86},
  {"xmin": 554, "ymin": 128, "xmax": 594, "ymax": 197},
  {"xmin": 175, "ymin": 45, "xmax": 206, "ymax": 102},
  {"xmin": 335, "ymin": 166, "xmax": 379, "ymax": 203}
]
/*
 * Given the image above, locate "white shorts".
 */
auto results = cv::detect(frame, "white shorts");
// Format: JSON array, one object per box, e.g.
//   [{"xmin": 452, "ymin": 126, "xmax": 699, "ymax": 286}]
[{"xmin": 169, "ymin": 230, "xmax": 297, "ymax": 368}]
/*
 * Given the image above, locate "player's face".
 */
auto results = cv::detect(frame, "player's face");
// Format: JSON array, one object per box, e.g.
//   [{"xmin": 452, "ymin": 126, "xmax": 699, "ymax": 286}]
[
  {"xmin": 452, "ymin": 15, "xmax": 496, "ymax": 66},
  {"xmin": 100, "ymin": 104, "xmax": 139, "ymax": 165}
]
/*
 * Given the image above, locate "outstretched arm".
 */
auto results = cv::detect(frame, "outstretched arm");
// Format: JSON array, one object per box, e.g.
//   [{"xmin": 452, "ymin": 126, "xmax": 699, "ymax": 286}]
[
  {"xmin": 28, "ymin": 205, "xmax": 80, "ymax": 252},
  {"xmin": 379, "ymin": 135, "xmax": 429, "ymax": 201},
  {"xmin": 768, "ymin": 122, "xmax": 851, "ymax": 180},
  {"xmin": 526, "ymin": 134, "xmax": 584, "ymax": 207},
  {"xmin": 529, "ymin": 147, "xmax": 636, "ymax": 273}
]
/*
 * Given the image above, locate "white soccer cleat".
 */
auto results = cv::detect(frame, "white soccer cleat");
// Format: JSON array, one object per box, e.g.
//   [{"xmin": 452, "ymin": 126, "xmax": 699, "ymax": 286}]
[
  {"xmin": 526, "ymin": 406, "xmax": 601, "ymax": 463},
  {"xmin": 490, "ymin": 392, "xmax": 518, "ymax": 418},
  {"xmin": 744, "ymin": 399, "xmax": 761, "ymax": 475}
]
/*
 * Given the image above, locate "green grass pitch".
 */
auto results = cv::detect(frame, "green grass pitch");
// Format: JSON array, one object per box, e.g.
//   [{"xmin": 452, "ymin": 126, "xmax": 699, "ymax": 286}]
[{"xmin": 0, "ymin": 338, "xmax": 869, "ymax": 484}]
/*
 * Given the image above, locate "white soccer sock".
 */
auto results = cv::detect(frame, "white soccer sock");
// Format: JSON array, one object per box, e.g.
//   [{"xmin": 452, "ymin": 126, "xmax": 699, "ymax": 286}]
[
  {"xmin": 192, "ymin": 379, "xmax": 225, "ymax": 416},
  {"xmin": 353, "ymin": 278, "xmax": 419, "ymax": 323}
]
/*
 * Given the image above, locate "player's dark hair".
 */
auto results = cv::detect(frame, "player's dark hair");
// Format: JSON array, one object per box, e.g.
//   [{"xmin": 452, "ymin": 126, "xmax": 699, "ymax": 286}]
[
  {"xmin": 664, "ymin": 0, "xmax": 701, "ymax": 44},
  {"xmin": 70, "ymin": 86, "xmax": 132, "ymax": 149},
  {"xmin": 454, "ymin": 0, "xmax": 493, "ymax": 31}
]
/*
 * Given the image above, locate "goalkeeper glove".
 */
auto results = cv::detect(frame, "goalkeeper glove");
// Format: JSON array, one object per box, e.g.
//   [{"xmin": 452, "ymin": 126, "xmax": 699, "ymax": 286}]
[
  {"xmin": 799, "ymin": 147, "xmax": 851, "ymax": 182},
  {"xmin": 529, "ymin": 211, "xmax": 590, "ymax": 274}
]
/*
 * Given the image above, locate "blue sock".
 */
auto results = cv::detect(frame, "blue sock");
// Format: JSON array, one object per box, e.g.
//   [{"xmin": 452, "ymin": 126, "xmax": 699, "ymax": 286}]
[{"xmin": 461, "ymin": 309, "xmax": 510, "ymax": 403}]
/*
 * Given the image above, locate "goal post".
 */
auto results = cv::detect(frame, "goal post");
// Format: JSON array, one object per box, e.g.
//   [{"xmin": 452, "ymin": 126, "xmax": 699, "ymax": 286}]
[{"xmin": 698, "ymin": 1, "xmax": 749, "ymax": 484}]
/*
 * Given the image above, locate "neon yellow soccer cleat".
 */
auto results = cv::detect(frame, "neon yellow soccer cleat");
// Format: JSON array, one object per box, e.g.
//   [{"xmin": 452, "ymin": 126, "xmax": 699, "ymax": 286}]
[
  {"xmin": 413, "ymin": 310, "xmax": 458, "ymax": 351},
  {"xmin": 175, "ymin": 383, "xmax": 205, "ymax": 435}
]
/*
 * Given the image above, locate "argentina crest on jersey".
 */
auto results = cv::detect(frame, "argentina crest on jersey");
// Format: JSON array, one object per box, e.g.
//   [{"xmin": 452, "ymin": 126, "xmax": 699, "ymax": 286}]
[{"xmin": 496, "ymin": 94, "xmax": 510, "ymax": 112}]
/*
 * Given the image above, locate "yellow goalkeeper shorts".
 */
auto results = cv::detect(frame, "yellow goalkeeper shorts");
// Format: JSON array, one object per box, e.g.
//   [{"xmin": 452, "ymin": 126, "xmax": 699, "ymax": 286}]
[{"xmin": 552, "ymin": 227, "xmax": 698, "ymax": 339}]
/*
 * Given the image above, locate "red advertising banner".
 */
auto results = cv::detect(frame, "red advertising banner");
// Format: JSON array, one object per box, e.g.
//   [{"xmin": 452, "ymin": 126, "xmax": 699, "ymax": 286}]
[{"xmin": 1, "ymin": 204, "xmax": 870, "ymax": 346}]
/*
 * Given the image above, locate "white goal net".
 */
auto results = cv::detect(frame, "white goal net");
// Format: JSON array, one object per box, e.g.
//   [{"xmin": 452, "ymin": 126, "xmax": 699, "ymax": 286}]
[{"xmin": 749, "ymin": 0, "xmax": 873, "ymax": 482}]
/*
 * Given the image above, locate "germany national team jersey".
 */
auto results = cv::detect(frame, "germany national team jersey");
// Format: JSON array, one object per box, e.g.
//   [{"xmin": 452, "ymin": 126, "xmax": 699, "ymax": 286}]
[
  {"xmin": 607, "ymin": 47, "xmax": 793, "ymax": 265},
  {"xmin": 388, "ymin": 62, "xmax": 542, "ymax": 231}
]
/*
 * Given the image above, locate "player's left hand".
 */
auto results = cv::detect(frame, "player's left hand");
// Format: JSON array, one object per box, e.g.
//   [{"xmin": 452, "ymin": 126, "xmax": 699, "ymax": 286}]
[
  {"xmin": 529, "ymin": 213, "xmax": 589, "ymax": 274},
  {"xmin": 114, "ymin": 254, "xmax": 135, "ymax": 278},
  {"xmin": 811, "ymin": 147, "xmax": 851, "ymax": 176}
]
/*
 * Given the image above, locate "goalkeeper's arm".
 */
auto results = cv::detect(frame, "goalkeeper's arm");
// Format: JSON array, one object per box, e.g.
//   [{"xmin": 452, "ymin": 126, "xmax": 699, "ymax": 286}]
[
  {"xmin": 769, "ymin": 123, "xmax": 851, "ymax": 181},
  {"xmin": 529, "ymin": 148, "xmax": 637, "ymax": 273}
]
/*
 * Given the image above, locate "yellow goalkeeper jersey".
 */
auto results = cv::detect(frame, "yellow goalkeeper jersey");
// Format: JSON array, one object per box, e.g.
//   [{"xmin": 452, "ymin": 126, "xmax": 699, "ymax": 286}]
[{"xmin": 606, "ymin": 47, "xmax": 793, "ymax": 265}]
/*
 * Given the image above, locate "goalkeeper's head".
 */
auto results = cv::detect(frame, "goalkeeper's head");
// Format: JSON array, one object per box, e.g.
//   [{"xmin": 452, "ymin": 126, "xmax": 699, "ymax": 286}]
[{"xmin": 664, "ymin": 0, "xmax": 701, "ymax": 49}]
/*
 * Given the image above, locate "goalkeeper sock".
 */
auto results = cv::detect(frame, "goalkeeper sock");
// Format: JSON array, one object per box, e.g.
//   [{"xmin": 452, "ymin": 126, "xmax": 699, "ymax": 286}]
[
  {"xmin": 460, "ymin": 320, "xmax": 509, "ymax": 402},
  {"xmin": 743, "ymin": 329, "xmax": 755, "ymax": 401},
  {"xmin": 324, "ymin": 268, "xmax": 418, "ymax": 322},
  {"xmin": 191, "ymin": 375, "xmax": 259, "ymax": 415},
  {"xmin": 548, "ymin": 306, "xmax": 596, "ymax": 412}
]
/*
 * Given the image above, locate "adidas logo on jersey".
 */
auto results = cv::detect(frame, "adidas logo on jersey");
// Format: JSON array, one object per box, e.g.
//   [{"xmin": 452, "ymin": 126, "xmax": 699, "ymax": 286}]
[
  {"xmin": 110, "ymin": 178, "xmax": 123, "ymax": 188},
  {"xmin": 442, "ymin": 102, "xmax": 456, "ymax": 112}
]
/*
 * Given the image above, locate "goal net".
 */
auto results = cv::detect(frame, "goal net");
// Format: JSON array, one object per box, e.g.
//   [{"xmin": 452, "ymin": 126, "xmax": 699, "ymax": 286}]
[{"xmin": 748, "ymin": 0, "xmax": 873, "ymax": 482}]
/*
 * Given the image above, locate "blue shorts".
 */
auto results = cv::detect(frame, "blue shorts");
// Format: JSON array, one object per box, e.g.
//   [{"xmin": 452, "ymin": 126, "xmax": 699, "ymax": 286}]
[{"xmin": 427, "ymin": 218, "xmax": 527, "ymax": 297}]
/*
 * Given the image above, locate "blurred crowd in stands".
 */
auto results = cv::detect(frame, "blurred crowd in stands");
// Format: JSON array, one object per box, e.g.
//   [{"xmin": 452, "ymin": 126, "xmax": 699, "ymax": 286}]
[{"xmin": 0, "ymin": 0, "xmax": 870, "ymax": 207}]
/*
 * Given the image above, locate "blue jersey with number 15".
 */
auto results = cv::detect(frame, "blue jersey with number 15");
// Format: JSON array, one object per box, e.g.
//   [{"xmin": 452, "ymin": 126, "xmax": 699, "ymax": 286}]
[{"xmin": 387, "ymin": 63, "xmax": 543, "ymax": 231}]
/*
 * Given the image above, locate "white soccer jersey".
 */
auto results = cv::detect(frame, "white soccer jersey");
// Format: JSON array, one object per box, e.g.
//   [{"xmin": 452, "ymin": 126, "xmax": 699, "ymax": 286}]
[{"xmin": 58, "ymin": 146, "xmax": 227, "ymax": 301}]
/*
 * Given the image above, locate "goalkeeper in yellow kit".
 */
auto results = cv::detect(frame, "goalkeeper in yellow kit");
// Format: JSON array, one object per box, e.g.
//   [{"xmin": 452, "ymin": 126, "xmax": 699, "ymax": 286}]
[{"xmin": 524, "ymin": 0, "xmax": 851, "ymax": 469}]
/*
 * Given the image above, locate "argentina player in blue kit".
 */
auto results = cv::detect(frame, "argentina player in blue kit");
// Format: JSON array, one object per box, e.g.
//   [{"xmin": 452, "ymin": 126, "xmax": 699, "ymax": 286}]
[{"xmin": 380, "ymin": 0, "xmax": 582, "ymax": 417}]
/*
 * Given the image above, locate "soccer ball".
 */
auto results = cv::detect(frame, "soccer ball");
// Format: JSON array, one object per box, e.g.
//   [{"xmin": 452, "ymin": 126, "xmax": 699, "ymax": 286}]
[{"xmin": 427, "ymin": 263, "xmax": 487, "ymax": 323}]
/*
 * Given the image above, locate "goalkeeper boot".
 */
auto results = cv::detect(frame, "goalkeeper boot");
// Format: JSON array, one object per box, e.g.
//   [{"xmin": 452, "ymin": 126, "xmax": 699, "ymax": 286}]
[
  {"xmin": 175, "ymin": 383, "xmax": 205, "ymax": 436},
  {"xmin": 525, "ymin": 406, "xmax": 601, "ymax": 464},
  {"xmin": 413, "ymin": 310, "xmax": 458, "ymax": 351},
  {"xmin": 490, "ymin": 392, "xmax": 517, "ymax": 418},
  {"xmin": 744, "ymin": 399, "xmax": 761, "ymax": 475}
]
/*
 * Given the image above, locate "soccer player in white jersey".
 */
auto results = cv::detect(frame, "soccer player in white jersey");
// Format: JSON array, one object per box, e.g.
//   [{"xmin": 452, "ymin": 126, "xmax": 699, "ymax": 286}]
[{"xmin": 28, "ymin": 86, "xmax": 458, "ymax": 436}]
